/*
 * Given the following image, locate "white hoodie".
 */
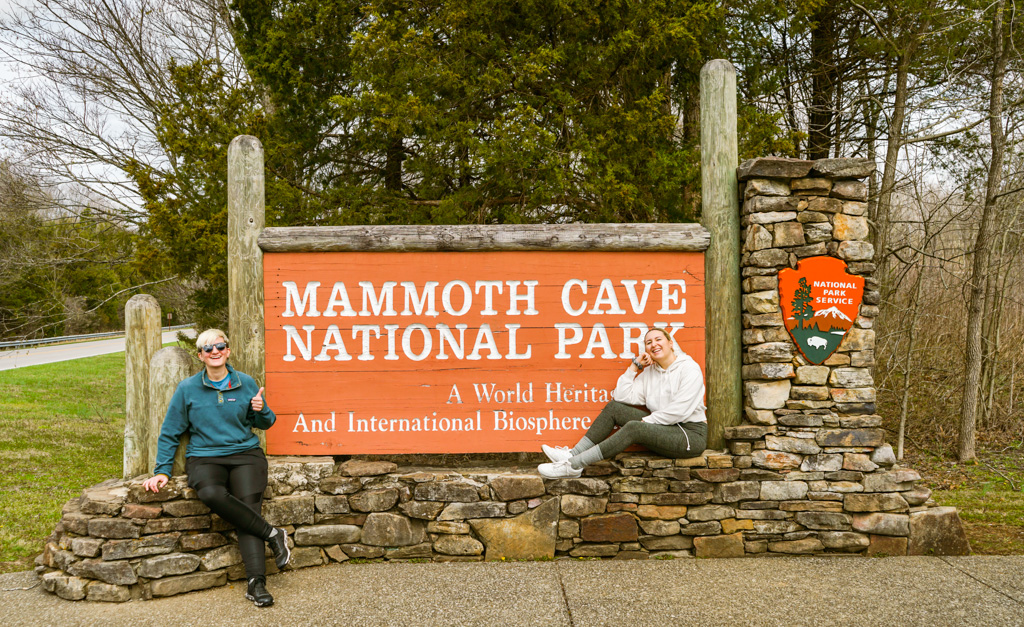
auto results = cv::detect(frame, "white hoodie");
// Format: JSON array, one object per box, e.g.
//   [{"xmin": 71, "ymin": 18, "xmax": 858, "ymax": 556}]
[{"xmin": 612, "ymin": 351, "xmax": 707, "ymax": 426}]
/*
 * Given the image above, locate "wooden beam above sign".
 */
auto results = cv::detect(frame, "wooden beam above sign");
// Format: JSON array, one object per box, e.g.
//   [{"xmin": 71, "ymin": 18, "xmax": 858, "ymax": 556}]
[{"xmin": 258, "ymin": 223, "xmax": 710, "ymax": 253}]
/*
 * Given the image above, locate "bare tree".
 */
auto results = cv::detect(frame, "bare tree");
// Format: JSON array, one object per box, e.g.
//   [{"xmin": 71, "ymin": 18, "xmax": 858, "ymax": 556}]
[
  {"xmin": 0, "ymin": 0, "xmax": 244, "ymax": 224},
  {"xmin": 0, "ymin": 0, "xmax": 247, "ymax": 334},
  {"xmin": 959, "ymin": 0, "xmax": 1009, "ymax": 461}
]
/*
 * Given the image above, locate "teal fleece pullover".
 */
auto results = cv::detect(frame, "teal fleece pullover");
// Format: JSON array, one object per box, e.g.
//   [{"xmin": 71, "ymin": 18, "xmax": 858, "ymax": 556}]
[{"xmin": 153, "ymin": 365, "xmax": 275, "ymax": 478}]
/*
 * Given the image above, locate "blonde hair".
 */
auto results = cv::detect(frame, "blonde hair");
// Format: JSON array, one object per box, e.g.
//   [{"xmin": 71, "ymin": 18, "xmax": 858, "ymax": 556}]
[
  {"xmin": 196, "ymin": 328, "xmax": 230, "ymax": 352},
  {"xmin": 645, "ymin": 328, "xmax": 673, "ymax": 344}
]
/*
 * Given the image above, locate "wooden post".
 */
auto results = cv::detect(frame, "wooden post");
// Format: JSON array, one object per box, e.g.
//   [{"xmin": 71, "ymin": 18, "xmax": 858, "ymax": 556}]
[
  {"xmin": 701, "ymin": 59, "xmax": 742, "ymax": 450},
  {"xmin": 124, "ymin": 294, "xmax": 162, "ymax": 478},
  {"xmin": 148, "ymin": 347, "xmax": 196, "ymax": 477},
  {"xmin": 228, "ymin": 135, "xmax": 268, "ymax": 449}
]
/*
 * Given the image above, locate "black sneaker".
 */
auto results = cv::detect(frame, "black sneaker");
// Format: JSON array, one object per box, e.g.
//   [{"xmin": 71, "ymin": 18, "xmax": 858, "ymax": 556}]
[
  {"xmin": 245, "ymin": 576, "xmax": 274, "ymax": 607},
  {"xmin": 268, "ymin": 527, "xmax": 291, "ymax": 569}
]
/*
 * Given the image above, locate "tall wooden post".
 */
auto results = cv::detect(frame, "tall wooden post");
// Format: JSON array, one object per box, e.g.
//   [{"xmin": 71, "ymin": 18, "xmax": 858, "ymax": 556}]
[
  {"xmin": 701, "ymin": 59, "xmax": 742, "ymax": 450},
  {"xmin": 227, "ymin": 135, "xmax": 268, "ymax": 449},
  {"xmin": 148, "ymin": 347, "xmax": 195, "ymax": 476},
  {"xmin": 124, "ymin": 294, "xmax": 162, "ymax": 478}
]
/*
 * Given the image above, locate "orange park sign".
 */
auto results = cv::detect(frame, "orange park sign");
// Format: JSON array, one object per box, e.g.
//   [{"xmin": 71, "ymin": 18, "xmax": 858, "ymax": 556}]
[
  {"xmin": 779, "ymin": 256, "xmax": 864, "ymax": 365},
  {"xmin": 263, "ymin": 251, "xmax": 705, "ymax": 454}
]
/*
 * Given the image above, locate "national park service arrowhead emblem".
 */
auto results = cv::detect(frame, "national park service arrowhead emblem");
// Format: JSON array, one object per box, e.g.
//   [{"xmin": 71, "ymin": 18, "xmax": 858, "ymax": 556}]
[{"xmin": 779, "ymin": 256, "xmax": 864, "ymax": 365}]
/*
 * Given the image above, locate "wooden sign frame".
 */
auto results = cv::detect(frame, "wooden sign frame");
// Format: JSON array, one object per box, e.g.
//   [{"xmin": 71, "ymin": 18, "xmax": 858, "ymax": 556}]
[{"xmin": 259, "ymin": 224, "xmax": 709, "ymax": 455}]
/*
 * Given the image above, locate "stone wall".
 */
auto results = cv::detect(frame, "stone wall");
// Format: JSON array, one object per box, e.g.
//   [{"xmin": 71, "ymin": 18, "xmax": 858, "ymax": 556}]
[
  {"xmin": 37, "ymin": 156, "xmax": 970, "ymax": 603},
  {"xmin": 39, "ymin": 448, "xmax": 966, "ymax": 602}
]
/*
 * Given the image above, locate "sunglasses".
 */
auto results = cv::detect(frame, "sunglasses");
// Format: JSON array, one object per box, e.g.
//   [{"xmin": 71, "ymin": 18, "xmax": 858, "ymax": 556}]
[{"xmin": 201, "ymin": 342, "xmax": 228, "ymax": 353}]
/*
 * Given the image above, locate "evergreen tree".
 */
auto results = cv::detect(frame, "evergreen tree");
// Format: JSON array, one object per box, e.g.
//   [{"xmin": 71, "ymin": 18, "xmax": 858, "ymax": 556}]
[
  {"xmin": 229, "ymin": 0, "xmax": 725, "ymax": 225},
  {"xmin": 791, "ymin": 277, "xmax": 814, "ymax": 329}
]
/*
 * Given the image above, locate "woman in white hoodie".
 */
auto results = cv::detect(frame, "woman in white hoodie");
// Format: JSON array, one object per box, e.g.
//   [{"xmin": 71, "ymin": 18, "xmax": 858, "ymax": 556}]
[{"xmin": 538, "ymin": 328, "xmax": 706, "ymax": 479}]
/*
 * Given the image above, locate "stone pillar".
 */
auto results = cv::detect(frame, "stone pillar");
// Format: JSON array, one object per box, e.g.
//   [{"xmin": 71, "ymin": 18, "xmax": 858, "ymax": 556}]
[
  {"xmin": 736, "ymin": 157, "xmax": 879, "ymax": 439},
  {"xmin": 124, "ymin": 294, "xmax": 162, "ymax": 478}
]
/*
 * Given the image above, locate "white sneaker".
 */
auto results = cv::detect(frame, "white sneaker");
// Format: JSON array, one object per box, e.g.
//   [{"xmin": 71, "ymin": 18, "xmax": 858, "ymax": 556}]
[
  {"xmin": 538, "ymin": 460, "xmax": 582, "ymax": 479},
  {"xmin": 542, "ymin": 444, "xmax": 573, "ymax": 463}
]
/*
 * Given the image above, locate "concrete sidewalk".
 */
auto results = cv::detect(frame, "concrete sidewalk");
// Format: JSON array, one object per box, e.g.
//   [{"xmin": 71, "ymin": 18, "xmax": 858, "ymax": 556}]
[{"xmin": 2, "ymin": 556, "xmax": 1023, "ymax": 626}]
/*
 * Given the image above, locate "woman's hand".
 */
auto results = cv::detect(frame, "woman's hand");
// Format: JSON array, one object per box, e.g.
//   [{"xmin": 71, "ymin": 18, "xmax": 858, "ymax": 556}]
[
  {"xmin": 142, "ymin": 475, "xmax": 168, "ymax": 493},
  {"xmin": 631, "ymin": 352, "xmax": 653, "ymax": 372},
  {"xmin": 252, "ymin": 387, "xmax": 265, "ymax": 412}
]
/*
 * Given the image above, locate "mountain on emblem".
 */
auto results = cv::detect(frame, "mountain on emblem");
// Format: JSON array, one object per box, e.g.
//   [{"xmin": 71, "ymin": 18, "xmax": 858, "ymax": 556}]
[
  {"xmin": 813, "ymin": 306, "xmax": 851, "ymax": 322},
  {"xmin": 779, "ymin": 256, "xmax": 864, "ymax": 365}
]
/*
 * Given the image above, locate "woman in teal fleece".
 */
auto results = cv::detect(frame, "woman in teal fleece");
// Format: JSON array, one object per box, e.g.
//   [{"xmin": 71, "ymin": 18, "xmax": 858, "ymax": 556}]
[{"xmin": 141, "ymin": 329, "xmax": 290, "ymax": 607}]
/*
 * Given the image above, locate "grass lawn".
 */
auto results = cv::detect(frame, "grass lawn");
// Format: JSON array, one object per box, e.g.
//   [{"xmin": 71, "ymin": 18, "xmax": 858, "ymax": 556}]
[
  {"xmin": 0, "ymin": 353, "xmax": 126, "ymax": 573},
  {"xmin": 910, "ymin": 449, "xmax": 1024, "ymax": 555}
]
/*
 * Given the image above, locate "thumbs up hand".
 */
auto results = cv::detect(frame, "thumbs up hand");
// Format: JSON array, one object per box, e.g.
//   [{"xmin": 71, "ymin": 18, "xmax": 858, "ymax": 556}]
[{"xmin": 252, "ymin": 387, "xmax": 265, "ymax": 412}]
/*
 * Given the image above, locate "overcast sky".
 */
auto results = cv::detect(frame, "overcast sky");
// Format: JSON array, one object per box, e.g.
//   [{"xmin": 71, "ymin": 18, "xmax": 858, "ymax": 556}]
[{"xmin": 0, "ymin": 0, "xmax": 21, "ymax": 88}]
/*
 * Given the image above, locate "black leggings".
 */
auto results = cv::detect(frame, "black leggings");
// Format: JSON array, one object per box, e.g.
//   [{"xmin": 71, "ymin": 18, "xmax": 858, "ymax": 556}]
[{"xmin": 186, "ymin": 448, "xmax": 273, "ymax": 578}]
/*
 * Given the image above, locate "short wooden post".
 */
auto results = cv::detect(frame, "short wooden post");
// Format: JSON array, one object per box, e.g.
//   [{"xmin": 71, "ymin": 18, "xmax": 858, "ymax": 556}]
[
  {"xmin": 124, "ymin": 294, "xmax": 162, "ymax": 478},
  {"xmin": 148, "ymin": 347, "xmax": 196, "ymax": 476},
  {"xmin": 700, "ymin": 59, "xmax": 742, "ymax": 449},
  {"xmin": 227, "ymin": 135, "xmax": 268, "ymax": 449}
]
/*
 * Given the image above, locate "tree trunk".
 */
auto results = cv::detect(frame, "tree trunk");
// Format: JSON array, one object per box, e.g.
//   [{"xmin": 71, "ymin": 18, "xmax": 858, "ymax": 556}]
[
  {"xmin": 782, "ymin": 31, "xmax": 801, "ymax": 156},
  {"xmin": 385, "ymin": 136, "xmax": 405, "ymax": 191},
  {"xmin": 808, "ymin": 7, "xmax": 838, "ymax": 160},
  {"xmin": 863, "ymin": 75, "xmax": 881, "ymax": 296},
  {"xmin": 980, "ymin": 228, "xmax": 1009, "ymax": 427},
  {"xmin": 679, "ymin": 77, "xmax": 700, "ymax": 221},
  {"xmin": 1010, "ymin": 360, "xmax": 1017, "ymax": 411},
  {"xmin": 874, "ymin": 6, "xmax": 933, "ymax": 295},
  {"xmin": 979, "ymin": 247, "xmax": 998, "ymax": 428},
  {"xmin": 959, "ymin": 0, "xmax": 1006, "ymax": 462},
  {"xmin": 874, "ymin": 54, "xmax": 912, "ymax": 293},
  {"xmin": 832, "ymin": 58, "xmax": 845, "ymax": 159},
  {"xmin": 898, "ymin": 256, "xmax": 926, "ymax": 460},
  {"xmin": 897, "ymin": 205, "xmax": 932, "ymax": 461}
]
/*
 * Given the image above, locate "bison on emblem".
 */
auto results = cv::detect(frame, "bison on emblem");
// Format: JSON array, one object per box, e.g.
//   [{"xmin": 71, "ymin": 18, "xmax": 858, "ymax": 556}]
[{"xmin": 806, "ymin": 336, "xmax": 829, "ymax": 350}]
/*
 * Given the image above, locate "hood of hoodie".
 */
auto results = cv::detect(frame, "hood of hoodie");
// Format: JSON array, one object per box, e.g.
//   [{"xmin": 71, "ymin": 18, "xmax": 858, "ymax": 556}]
[{"xmin": 651, "ymin": 349, "xmax": 694, "ymax": 374}]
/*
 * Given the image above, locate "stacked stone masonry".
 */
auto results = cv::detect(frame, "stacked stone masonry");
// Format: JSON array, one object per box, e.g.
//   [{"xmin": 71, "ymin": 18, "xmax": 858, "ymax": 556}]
[
  {"xmin": 41, "ymin": 449, "xmax": 967, "ymax": 602},
  {"xmin": 739, "ymin": 156, "xmax": 880, "ymax": 423},
  {"xmin": 38, "ymin": 156, "xmax": 969, "ymax": 602},
  {"xmin": 739, "ymin": 158, "xmax": 887, "ymax": 450}
]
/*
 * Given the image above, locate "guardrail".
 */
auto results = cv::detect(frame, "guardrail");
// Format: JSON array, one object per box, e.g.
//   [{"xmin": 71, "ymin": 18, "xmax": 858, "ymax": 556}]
[{"xmin": 0, "ymin": 325, "xmax": 193, "ymax": 351}]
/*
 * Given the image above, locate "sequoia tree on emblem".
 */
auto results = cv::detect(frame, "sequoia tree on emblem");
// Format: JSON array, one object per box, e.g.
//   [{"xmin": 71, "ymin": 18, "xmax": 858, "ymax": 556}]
[{"xmin": 778, "ymin": 256, "xmax": 864, "ymax": 365}]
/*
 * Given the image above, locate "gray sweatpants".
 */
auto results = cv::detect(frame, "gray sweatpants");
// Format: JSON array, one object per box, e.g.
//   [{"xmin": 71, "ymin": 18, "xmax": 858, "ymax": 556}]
[{"xmin": 586, "ymin": 401, "xmax": 707, "ymax": 459}]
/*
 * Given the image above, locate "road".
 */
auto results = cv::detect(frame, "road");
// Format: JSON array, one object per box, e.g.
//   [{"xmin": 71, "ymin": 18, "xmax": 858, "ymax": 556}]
[{"xmin": 0, "ymin": 330, "xmax": 194, "ymax": 372}]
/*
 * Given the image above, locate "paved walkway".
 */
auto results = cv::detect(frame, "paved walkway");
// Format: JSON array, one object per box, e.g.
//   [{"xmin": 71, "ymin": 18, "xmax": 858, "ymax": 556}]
[{"xmin": 2, "ymin": 556, "xmax": 1023, "ymax": 626}]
